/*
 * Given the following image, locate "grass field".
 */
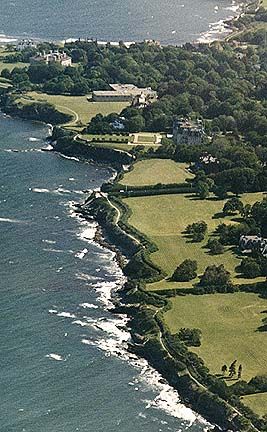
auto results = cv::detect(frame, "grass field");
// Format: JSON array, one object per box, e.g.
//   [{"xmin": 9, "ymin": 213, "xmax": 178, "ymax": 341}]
[
  {"xmin": 121, "ymin": 159, "xmax": 193, "ymax": 186},
  {"xmin": 0, "ymin": 49, "xmax": 29, "ymax": 73},
  {"xmin": 18, "ymin": 91, "xmax": 129, "ymax": 126},
  {"xmin": 164, "ymin": 292, "xmax": 267, "ymax": 383},
  {"xmin": 242, "ymin": 392, "xmax": 267, "ymax": 417},
  {"xmin": 123, "ymin": 191, "xmax": 264, "ymax": 289}
]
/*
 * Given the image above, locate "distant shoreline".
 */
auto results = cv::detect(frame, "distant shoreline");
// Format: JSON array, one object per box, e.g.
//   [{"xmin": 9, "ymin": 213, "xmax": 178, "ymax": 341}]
[{"xmin": 0, "ymin": 1, "xmax": 249, "ymax": 48}]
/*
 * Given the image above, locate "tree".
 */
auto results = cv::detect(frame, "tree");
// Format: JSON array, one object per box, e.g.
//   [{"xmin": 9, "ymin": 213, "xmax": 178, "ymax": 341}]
[
  {"xmin": 171, "ymin": 259, "xmax": 198, "ymax": 282},
  {"xmin": 1, "ymin": 68, "xmax": 11, "ymax": 79},
  {"xmin": 199, "ymin": 264, "xmax": 232, "ymax": 288},
  {"xmin": 229, "ymin": 360, "xmax": 237, "ymax": 378},
  {"xmin": 223, "ymin": 197, "xmax": 244, "ymax": 215},
  {"xmin": 241, "ymin": 203, "xmax": 251, "ymax": 219},
  {"xmin": 238, "ymin": 364, "xmax": 243, "ymax": 379},
  {"xmin": 185, "ymin": 221, "xmax": 207, "ymax": 243},
  {"xmin": 207, "ymin": 238, "xmax": 224, "ymax": 255},
  {"xmin": 197, "ymin": 181, "xmax": 210, "ymax": 199},
  {"xmin": 221, "ymin": 364, "xmax": 228, "ymax": 375},
  {"xmin": 178, "ymin": 328, "xmax": 202, "ymax": 346},
  {"xmin": 240, "ymin": 257, "xmax": 261, "ymax": 279}
]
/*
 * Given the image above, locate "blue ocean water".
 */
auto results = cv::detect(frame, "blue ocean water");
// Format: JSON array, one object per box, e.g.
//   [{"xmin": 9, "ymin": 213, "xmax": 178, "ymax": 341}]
[
  {"xmin": 0, "ymin": 0, "xmax": 238, "ymax": 45},
  {"xmin": 0, "ymin": 114, "xmax": 211, "ymax": 431},
  {"xmin": 0, "ymin": 0, "xmax": 236, "ymax": 428}
]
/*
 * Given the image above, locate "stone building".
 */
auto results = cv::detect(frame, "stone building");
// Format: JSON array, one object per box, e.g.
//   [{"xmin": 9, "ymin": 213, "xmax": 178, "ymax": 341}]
[
  {"xmin": 239, "ymin": 235, "xmax": 267, "ymax": 257},
  {"xmin": 30, "ymin": 51, "xmax": 72, "ymax": 67},
  {"xmin": 173, "ymin": 118, "xmax": 205, "ymax": 146}
]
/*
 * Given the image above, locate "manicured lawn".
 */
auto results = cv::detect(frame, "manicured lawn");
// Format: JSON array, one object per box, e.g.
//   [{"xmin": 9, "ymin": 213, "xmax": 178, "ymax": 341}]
[
  {"xmin": 121, "ymin": 159, "xmax": 193, "ymax": 186},
  {"xmin": 18, "ymin": 91, "xmax": 129, "ymax": 126},
  {"xmin": 242, "ymin": 392, "xmax": 267, "ymax": 417},
  {"xmin": 123, "ymin": 191, "xmax": 264, "ymax": 289},
  {"xmin": 164, "ymin": 292, "xmax": 267, "ymax": 383}
]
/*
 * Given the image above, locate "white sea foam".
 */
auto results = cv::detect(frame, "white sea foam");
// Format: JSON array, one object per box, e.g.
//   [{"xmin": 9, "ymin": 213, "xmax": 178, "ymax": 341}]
[
  {"xmin": 46, "ymin": 353, "xmax": 64, "ymax": 361},
  {"xmin": 0, "ymin": 217, "xmax": 25, "ymax": 224},
  {"xmin": 81, "ymin": 316, "xmax": 212, "ymax": 428},
  {"xmin": 75, "ymin": 271, "xmax": 101, "ymax": 282},
  {"xmin": 43, "ymin": 248, "xmax": 66, "ymax": 253},
  {"xmin": 57, "ymin": 312, "xmax": 77, "ymax": 319},
  {"xmin": 42, "ymin": 239, "xmax": 56, "ymax": 245},
  {"xmin": 31, "ymin": 188, "xmax": 50, "ymax": 193},
  {"xmin": 79, "ymin": 223, "xmax": 98, "ymax": 241},
  {"xmin": 79, "ymin": 303, "xmax": 98, "ymax": 309},
  {"xmin": 59, "ymin": 154, "xmax": 80, "ymax": 162},
  {"xmin": 75, "ymin": 248, "xmax": 88, "ymax": 259}
]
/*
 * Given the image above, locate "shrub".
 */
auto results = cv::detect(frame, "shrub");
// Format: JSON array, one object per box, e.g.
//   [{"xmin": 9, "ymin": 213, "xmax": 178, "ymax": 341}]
[
  {"xmin": 178, "ymin": 327, "xmax": 202, "ymax": 347},
  {"xmin": 171, "ymin": 259, "xmax": 198, "ymax": 281},
  {"xmin": 207, "ymin": 238, "xmax": 224, "ymax": 255},
  {"xmin": 239, "ymin": 257, "xmax": 262, "ymax": 278},
  {"xmin": 199, "ymin": 264, "xmax": 232, "ymax": 288}
]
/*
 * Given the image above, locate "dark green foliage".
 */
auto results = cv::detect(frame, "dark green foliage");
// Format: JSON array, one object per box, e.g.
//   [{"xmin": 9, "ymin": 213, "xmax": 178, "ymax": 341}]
[
  {"xmin": 223, "ymin": 197, "xmax": 244, "ymax": 215},
  {"xmin": 5, "ymin": 101, "xmax": 72, "ymax": 124},
  {"xmin": 249, "ymin": 375, "xmax": 267, "ymax": 393},
  {"xmin": 239, "ymin": 257, "xmax": 262, "ymax": 278},
  {"xmin": 251, "ymin": 198, "xmax": 267, "ymax": 237},
  {"xmin": 171, "ymin": 259, "xmax": 197, "ymax": 281},
  {"xmin": 216, "ymin": 222, "xmax": 251, "ymax": 245},
  {"xmin": 199, "ymin": 264, "xmax": 232, "ymax": 288},
  {"xmin": 123, "ymin": 250, "xmax": 163, "ymax": 282},
  {"xmin": 178, "ymin": 327, "xmax": 202, "ymax": 347},
  {"xmin": 185, "ymin": 220, "xmax": 207, "ymax": 242},
  {"xmin": 207, "ymin": 238, "xmax": 224, "ymax": 255}
]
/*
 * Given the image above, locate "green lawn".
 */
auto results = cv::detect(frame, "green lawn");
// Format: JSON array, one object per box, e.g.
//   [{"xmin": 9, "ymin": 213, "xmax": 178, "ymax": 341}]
[
  {"xmin": 18, "ymin": 91, "xmax": 129, "ymax": 126},
  {"xmin": 242, "ymin": 392, "xmax": 267, "ymax": 417},
  {"xmin": 123, "ymin": 191, "xmax": 264, "ymax": 289},
  {"xmin": 0, "ymin": 49, "xmax": 29, "ymax": 73},
  {"xmin": 164, "ymin": 292, "xmax": 267, "ymax": 383},
  {"xmin": 121, "ymin": 159, "xmax": 193, "ymax": 186}
]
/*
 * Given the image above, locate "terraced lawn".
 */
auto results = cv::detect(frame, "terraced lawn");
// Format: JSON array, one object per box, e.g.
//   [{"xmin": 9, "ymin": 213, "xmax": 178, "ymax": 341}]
[
  {"xmin": 121, "ymin": 159, "xmax": 193, "ymax": 186},
  {"xmin": 164, "ymin": 292, "xmax": 267, "ymax": 383},
  {"xmin": 123, "ymin": 192, "xmax": 264, "ymax": 289}
]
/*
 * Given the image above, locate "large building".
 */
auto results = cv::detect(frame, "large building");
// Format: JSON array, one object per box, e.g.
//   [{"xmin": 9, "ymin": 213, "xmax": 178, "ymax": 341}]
[
  {"xmin": 173, "ymin": 118, "xmax": 205, "ymax": 146},
  {"xmin": 92, "ymin": 84, "xmax": 157, "ymax": 103},
  {"xmin": 240, "ymin": 235, "xmax": 267, "ymax": 257},
  {"xmin": 30, "ymin": 51, "xmax": 72, "ymax": 67}
]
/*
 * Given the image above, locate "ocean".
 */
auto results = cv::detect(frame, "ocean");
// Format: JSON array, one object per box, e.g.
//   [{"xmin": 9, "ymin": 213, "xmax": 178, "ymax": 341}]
[
  {"xmin": 0, "ymin": 115, "xmax": 211, "ymax": 431},
  {"xmin": 0, "ymin": 0, "xmax": 239, "ymax": 45},
  {"xmin": 0, "ymin": 1, "xmax": 239, "ymax": 430}
]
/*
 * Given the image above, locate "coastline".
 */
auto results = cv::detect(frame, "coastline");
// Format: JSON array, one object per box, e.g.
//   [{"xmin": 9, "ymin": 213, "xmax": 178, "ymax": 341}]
[
  {"xmin": 0, "ymin": 0, "xmax": 250, "ymax": 48},
  {"xmin": 1, "ymin": 0, "xmax": 265, "ymax": 429},
  {"xmin": 73, "ymin": 154, "xmax": 260, "ymax": 432}
]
